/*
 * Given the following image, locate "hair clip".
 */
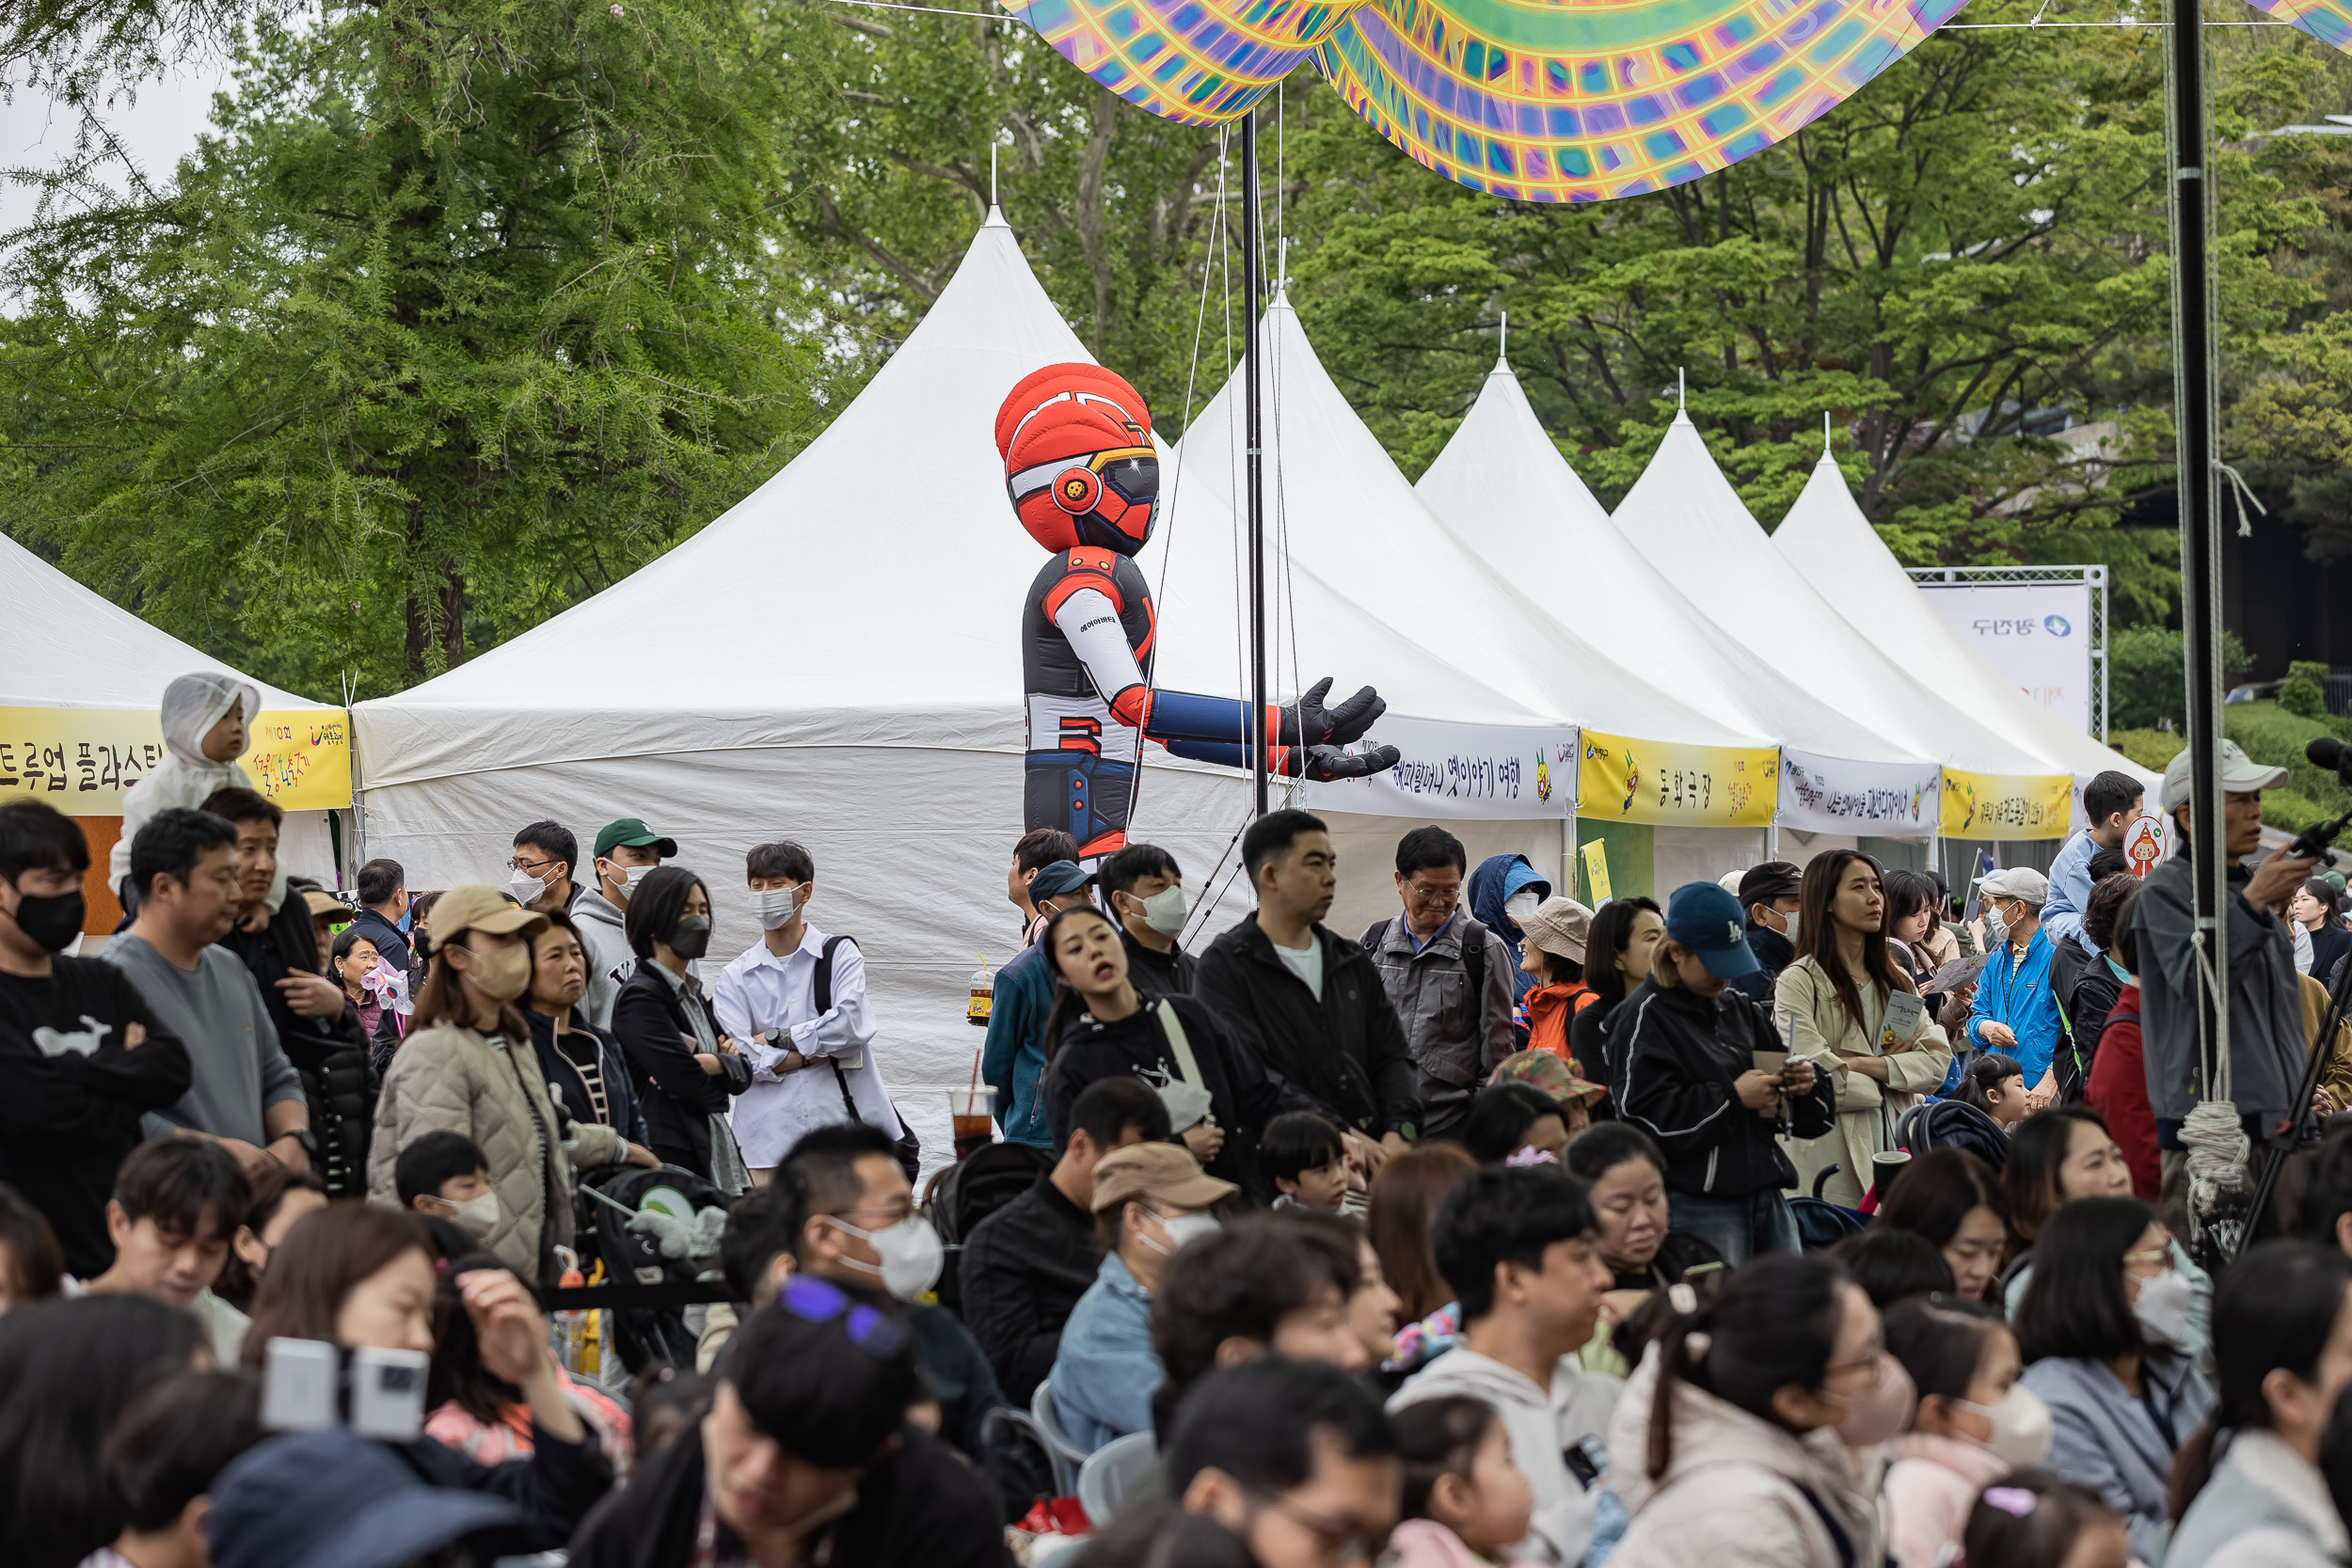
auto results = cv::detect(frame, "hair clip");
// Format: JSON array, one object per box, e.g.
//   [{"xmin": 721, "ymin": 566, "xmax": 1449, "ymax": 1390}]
[
  {"xmin": 433, "ymin": 1257, "xmax": 451, "ymax": 1276},
  {"xmin": 1504, "ymin": 1148, "xmax": 1559, "ymax": 1167},
  {"xmin": 1684, "ymin": 1330, "xmax": 1711, "ymax": 1359},
  {"xmin": 1982, "ymin": 1487, "xmax": 2039, "ymax": 1519}
]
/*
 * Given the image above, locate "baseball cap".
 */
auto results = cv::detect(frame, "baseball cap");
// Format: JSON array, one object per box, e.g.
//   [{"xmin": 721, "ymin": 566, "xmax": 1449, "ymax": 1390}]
[
  {"xmin": 594, "ymin": 817, "xmax": 677, "ymax": 860},
  {"xmin": 1089, "ymin": 1142, "xmax": 1236, "ymax": 1213},
  {"xmin": 207, "ymin": 1425, "xmax": 522, "ymax": 1568},
  {"xmin": 1519, "ymin": 895, "xmax": 1594, "ymax": 963},
  {"xmin": 1979, "ymin": 867, "xmax": 2050, "ymax": 908},
  {"xmin": 1736, "ymin": 861, "xmax": 1804, "ymax": 911},
  {"xmin": 1027, "ymin": 860, "xmax": 1096, "ymax": 900},
  {"xmin": 1491, "ymin": 1048, "xmax": 1605, "ymax": 1107},
  {"xmin": 2160, "ymin": 738, "xmax": 2288, "ymax": 813},
  {"xmin": 301, "ymin": 889, "xmax": 351, "ymax": 922},
  {"xmin": 1664, "ymin": 880, "xmax": 1760, "ymax": 981},
  {"xmin": 425, "ymin": 883, "xmax": 548, "ymax": 946}
]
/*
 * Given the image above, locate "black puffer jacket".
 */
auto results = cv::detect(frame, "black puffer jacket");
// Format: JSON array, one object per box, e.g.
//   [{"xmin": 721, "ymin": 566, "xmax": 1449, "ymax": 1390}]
[
  {"xmin": 1192, "ymin": 919, "xmax": 1422, "ymax": 1139},
  {"xmin": 1606, "ymin": 977, "xmax": 1835, "ymax": 1201},
  {"xmin": 216, "ymin": 888, "xmax": 374, "ymax": 1197}
]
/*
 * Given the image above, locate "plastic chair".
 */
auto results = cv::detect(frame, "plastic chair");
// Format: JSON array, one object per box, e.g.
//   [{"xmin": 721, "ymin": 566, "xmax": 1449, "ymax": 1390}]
[
  {"xmin": 1029, "ymin": 1379, "xmax": 1091, "ymax": 1497},
  {"xmin": 1078, "ymin": 1430, "xmax": 1157, "ymax": 1524}
]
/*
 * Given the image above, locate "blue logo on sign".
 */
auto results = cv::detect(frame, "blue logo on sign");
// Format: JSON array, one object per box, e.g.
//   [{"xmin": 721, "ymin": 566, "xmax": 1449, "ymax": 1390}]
[{"xmin": 2044, "ymin": 615, "xmax": 2073, "ymax": 637}]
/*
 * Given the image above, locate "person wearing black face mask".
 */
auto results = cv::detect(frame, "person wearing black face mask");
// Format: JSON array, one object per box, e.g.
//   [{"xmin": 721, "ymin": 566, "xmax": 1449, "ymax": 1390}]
[
  {"xmin": 0, "ymin": 800, "xmax": 194, "ymax": 1278},
  {"xmin": 613, "ymin": 866, "xmax": 753, "ymax": 1185}
]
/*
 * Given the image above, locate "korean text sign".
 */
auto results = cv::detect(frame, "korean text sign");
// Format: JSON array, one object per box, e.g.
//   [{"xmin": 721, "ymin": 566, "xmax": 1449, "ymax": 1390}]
[{"xmin": 0, "ymin": 706, "xmax": 353, "ymax": 815}]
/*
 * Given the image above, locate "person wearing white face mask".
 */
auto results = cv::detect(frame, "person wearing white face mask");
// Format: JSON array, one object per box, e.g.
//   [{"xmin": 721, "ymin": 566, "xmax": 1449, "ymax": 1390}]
[
  {"xmin": 366, "ymin": 886, "xmax": 628, "ymax": 1284},
  {"xmin": 1728, "ymin": 861, "xmax": 1804, "ymax": 1003},
  {"xmin": 1048, "ymin": 1140, "xmax": 1234, "ymax": 1454},
  {"xmin": 1099, "ymin": 842, "xmax": 1199, "ymax": 995},
  {"xmin": 714, "ymin": 840, "xmax": 903, "ymax": 1183},
  {"xmin": 506, "ymin": 820, "xmax": 580, "ymax": 915},
  {"xmin": 778, "ymin": 1123, "xmax": 1015, "ymax": 1463},
  {"xmin": 570, "ymin": 817, "xmax": 675, "ymax": 1029},
  {"xmin": 2015, "ymin": 1196, "xmax": 2217, "ymax": 1564},
  {"xmin": 1883, "ymin": 1298, "xmax": 2054, "ymax": 1568}
]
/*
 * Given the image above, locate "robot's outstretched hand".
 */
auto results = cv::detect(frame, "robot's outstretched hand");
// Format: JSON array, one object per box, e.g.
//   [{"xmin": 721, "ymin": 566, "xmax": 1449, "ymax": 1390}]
[
  {"xmin": 1292, "ymin": 676, "xmax": 1388, "ymax": 747},
  {"xmin": 1300, "ymin": 743, "xmax": 1402, "ymax": 782}
]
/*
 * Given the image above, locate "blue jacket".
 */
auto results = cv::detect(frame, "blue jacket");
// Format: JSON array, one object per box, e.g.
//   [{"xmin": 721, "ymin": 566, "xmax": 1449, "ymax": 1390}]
[
  {"xmin": 980, "ymin": 942, "xmax": 1057, "ymax": 1149},
  {"xmin": 1045, "ymin": 1252, "xmax": 1159, "ymax": 1454},
  {"xmin": 1468, "ymin": 854, "xmax": 1549, "ymax": 1026},
  {"xmin": 2041, "ymin": 829, "xmax": 2101, "ymax": 953},
  {"xmin": 1968, "ymin": 926, "xmax": 2062, "ymax": 1085},
  {"xmin": 2020, "ymin": 1353, "xmax": 2214, "ymax": 1565}
]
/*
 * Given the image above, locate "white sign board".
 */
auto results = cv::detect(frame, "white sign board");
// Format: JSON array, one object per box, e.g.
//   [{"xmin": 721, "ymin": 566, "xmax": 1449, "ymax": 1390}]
[
  {"xmin": 1300, "ymin": 718, "xmax": 1579, "ymax": 820},
  {"xmin": 1916, "ymin": 581, "xmax": 2094, "ymax": 735},
  {"xmin": 1779, "ymin": 750, "xmax": 1941, "ymax": 839}
]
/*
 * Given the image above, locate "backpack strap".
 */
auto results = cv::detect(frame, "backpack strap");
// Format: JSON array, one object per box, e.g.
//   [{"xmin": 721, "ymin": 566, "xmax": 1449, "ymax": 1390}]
[
  {"xmin": 1359, "ymin": 918, "xmax": 1392, "ymax": 952},
  {"xmin": 1154, "ymin": 999, "xmax": 1207, "ymax": 1089},
  {"xmin": 813, "ymin": 936, "xmax": 863, "ymax": 1124}
]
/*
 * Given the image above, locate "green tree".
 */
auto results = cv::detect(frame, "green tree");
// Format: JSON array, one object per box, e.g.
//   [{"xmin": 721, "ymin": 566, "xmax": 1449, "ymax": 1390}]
[{"xmin": 2, "ymin": 0, "xmax": 835, "ymax": 697}]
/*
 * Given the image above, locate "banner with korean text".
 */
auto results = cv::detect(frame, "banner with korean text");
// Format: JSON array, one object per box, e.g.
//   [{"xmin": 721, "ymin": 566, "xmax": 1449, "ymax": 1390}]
[
  {"xmin": 0, "ymin": 706, "xmax": 353, "ymax": 815},
  {"xmin": 1779, "ymin": 752, "xmax": 1942, "ymax": 838},
  {"xmin": 1915, "ymin": 581, "xmax": 2095, "ymax": 735},
  {"xmin": 1939, "ymin": 768, "xmax": 2073, "ymax": 841},
  {"xmin": 1577, "ymin": 731, "xmax": 1777, "ymax": 829},
  {"xmin": 1298, "ymin": 718, "xmax": 1580, "ymax": 820}
]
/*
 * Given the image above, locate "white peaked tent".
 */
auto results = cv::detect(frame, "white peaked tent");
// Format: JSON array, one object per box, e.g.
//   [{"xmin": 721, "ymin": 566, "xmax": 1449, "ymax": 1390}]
[
  {"xmin": 1611, "ymin": 413, "xmax": 2080, "ymax": 835},
  {"xmin": 1772, "ymin": 445, "xmax": 2156, "ymax": 794},
  {"xmin": 351, "ymin": 210, "xmax": 1556, "ymax": 1148},
  {"xmin": 1, "ymin": 530, "xmax": 340, "ymax": 880},
  {"xmin": 1417, "ymin": 362, "xmax": 1941, "ymax": 841}
]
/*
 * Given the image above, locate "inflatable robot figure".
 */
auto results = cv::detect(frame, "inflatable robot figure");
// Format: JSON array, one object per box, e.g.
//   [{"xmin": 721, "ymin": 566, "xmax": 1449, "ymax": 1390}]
[{"xmin": 998, "ymin": 362, "xmax": 1401, "ymax": 859}]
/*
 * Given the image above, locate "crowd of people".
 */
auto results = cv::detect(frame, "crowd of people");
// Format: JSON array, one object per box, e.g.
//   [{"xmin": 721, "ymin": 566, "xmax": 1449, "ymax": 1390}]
[{"xmin": 8, "ymin": 673, "xmax": 2352, "ymax": 1568}]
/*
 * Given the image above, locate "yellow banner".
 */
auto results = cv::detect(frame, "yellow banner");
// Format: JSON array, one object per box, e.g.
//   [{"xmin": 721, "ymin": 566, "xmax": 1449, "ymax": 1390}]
[
  {"xmin": 1578, "ymin": 731, "xmax": 1777, "ymax": 828},
  {"xmin": 1939, "ymin": 769, "xmax": 2072, "ymax": 841},
  {"xmin": 0, "ymin": 705, "xmax": 352, "ymax": 815},
  {"xmin": 1580, "ymin": 840, "xmax": 1613, "ymax": 904}
]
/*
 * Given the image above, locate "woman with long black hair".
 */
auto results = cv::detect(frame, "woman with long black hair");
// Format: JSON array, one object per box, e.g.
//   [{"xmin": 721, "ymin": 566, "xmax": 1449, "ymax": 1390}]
[
  {"xmin": 1570, "ymin": 895, "xmax": 1662, "ymax": 1112},
  {"xmin": 1774, "ymin": 849, "xmax": 1951, "ymax": 1209},
  {"xmin": 611, "ymin": 867, "xmax": 752, "ymax": 1186},
  {"xmin": 1036, "ymin": 904, "xmax": 1301, "ymax": 1203},
  {"xmin": 2167, "ymin": 1241, "xmax": 2352, "ymax": 1568}
]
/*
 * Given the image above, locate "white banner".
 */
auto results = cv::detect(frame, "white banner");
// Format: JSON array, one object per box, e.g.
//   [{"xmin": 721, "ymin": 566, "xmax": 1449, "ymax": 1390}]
[
  {"xmin": 1779, "ymin": 751, "xmax": 1942, "ymax": 838},
  {"xmin": 1915, "ymin": 581, "xmax": 2094, "ymax": 735},
  {"xmin": 1300, "ymin": 718, "xmax": 1579, "ymax": 820}
]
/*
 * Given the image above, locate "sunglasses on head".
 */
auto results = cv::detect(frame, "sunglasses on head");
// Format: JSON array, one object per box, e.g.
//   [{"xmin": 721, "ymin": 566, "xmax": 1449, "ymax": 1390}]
[{"xmin": 779, "ymin": 1274, "xmax": 909, "ymax": 1360}]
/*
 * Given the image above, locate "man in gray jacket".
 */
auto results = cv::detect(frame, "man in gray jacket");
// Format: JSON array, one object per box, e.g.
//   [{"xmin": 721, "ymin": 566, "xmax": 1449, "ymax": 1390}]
[
  {"xmin": 2132, "ymin": 739, "xmax": 2314, "ymax": 1241},
  {"xmin": 573, "ymin": 816, "xmax": 674, "ymax": 1028},
  {"xmin": 1364, "ymin": 826, "xmax": 1516, "ymax": 1141}
]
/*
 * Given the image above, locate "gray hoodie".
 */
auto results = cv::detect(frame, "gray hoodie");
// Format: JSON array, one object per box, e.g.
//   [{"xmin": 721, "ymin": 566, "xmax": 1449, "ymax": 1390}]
[
  {"xmin": 1389, "ymin": 1347, "xmax": 1621, "ymax": 1566},
  {"xmin": 572, "ymin": 890, "xmax": 635, "ymax": 1031}
]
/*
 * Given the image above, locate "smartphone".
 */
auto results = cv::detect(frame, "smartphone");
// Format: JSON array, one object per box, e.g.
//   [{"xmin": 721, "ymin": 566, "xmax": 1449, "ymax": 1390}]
[
  {"xmin": 262, "ymin": 1338, "xmax": 340, "ymax": 1431},
  {"xmin": 350, "ymin": 1346, "xmax": 428, "ymax": 1441},
  {"xmin": 1680, "ymin": 1260, "xmax": 1727, "ymax": 1301},
  {"xmin": 1750, "ymin": 1050, "xmax": 1788, "ymax": 1118}
]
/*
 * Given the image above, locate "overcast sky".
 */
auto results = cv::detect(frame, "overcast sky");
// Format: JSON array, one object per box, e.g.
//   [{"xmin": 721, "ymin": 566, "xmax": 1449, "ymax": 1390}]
[{"xmin": 1, "ymin": 60, "xmax": 230, "ymax": 237}]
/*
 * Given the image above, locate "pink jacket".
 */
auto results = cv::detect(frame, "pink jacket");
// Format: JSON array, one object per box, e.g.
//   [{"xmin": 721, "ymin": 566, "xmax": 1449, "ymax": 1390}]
[
  {"xmin": 1385, "ymin": 1518, "xmax": 1541, "ymax": 1568},
  {"xmin": 1883, "ymin": 1432, "xmax": 2009, "ymax": 1568}
]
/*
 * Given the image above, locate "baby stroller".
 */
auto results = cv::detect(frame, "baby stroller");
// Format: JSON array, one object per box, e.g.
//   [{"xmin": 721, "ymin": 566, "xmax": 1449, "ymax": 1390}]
[
  {"xmin": 579, "ymin": 1163, "xmax": 732, "ymax": 1373},
  {"xmin": 1788, "ymin": 1164, "xmax": 1867, "ymax": 1252}
]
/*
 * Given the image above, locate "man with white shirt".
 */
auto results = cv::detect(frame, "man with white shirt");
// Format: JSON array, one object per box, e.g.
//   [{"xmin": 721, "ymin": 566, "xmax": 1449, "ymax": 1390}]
[{"xmin": 713, "ymin": 840, "xmax": 895, "ymax": 1182}]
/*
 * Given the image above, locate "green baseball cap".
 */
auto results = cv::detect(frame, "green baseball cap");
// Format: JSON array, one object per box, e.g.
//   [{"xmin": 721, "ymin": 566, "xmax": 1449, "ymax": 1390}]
[{"xmin": 594, "ymin": 817, "xmax": 676, "ymax": 859}]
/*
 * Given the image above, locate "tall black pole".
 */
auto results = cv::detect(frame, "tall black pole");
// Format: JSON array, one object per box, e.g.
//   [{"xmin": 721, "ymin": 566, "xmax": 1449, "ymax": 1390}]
[
  {"xmin": 2167, "ymin": 0, "xmax": 2230, "ymax": 1243},
  {"xmin": 1243, "ymin": 108, "xmax": 1268, "ymax": 817}
]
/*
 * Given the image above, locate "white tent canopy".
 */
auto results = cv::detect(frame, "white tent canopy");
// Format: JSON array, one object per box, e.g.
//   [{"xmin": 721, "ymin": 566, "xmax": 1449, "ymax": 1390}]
[
  {"xmin": 350, "ymin": 210, "xmax": 1563, "ymax": 1149},
  {"xmin": 1772, "ymin": 445, "xmax": 2156, "ymax": 794},
  {"xmin": 0, "ymin": 529, "xmax": 339, "ymax": 874},
  {"xmin": 1165, "ymin": 295, "xmax": 1771, "ymax": 753},
  {"xmin": 1417, "ymin": 362, "xmax": 1941, "ymax": 839},
  {"xmin": 1611, "ymin": 413, "xmax": 2080, "ymax": 832}
]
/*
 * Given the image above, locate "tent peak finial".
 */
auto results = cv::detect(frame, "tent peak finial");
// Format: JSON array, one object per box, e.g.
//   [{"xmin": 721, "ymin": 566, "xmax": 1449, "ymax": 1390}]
[
  {"xmin": 1677, "ymin": 367, "xmax": 1686, "ymax": 411},
  {"xmin": 1499, "ymin": 311, "xmax": 1507, "ymax": 369},
  {"xmin": 991, "ymin": 142, "xmax": 998, "ymax": 208},
  {"xmin": 982, "ymin": 202, "xmax": 1009, "ymax": 230},
  {"xmin": 1823, "ymin": 411, "xmax": 1832, "ymax": 457}
]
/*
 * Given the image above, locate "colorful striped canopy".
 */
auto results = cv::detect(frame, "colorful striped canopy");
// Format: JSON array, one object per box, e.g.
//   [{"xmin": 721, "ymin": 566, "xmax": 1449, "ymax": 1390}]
[{"xmin": 1007, "ymin": 0, "xmax": 2352, "ymax": 200}]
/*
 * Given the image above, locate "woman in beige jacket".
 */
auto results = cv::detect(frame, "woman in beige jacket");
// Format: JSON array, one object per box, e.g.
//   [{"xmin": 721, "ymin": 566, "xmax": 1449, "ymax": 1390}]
[
  {"xmin": 1774, "ymin": 851, "xmax": 1951, "ymax": 1209},
  {"xmin": 1608, "ymin": 1252, "xmax": 1896, "ymax": 1568},
  {"xmin": 365, "ymin": 885, "xmax": 627, "ymax": 1282}
]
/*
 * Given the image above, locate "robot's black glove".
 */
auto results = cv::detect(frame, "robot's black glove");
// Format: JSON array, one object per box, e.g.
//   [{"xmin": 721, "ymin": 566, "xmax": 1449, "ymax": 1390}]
[
  {"xmin": 1299, "ymin": 744, "xmax": 1401, "ymax": 782},
  {"xmin": 1289, "ymin": 676, "xmax": 1388, "ymax": 747}
]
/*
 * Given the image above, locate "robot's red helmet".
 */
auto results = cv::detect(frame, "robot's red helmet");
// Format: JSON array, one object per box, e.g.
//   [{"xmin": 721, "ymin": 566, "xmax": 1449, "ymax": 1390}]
[{"xmin": 997, "ymin": 363, "xmax": 1160, "ymax": 556}]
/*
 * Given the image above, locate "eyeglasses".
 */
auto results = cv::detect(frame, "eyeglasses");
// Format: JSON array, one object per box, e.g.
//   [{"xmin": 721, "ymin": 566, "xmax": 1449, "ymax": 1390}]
[
  {"xmin": 508, "ymin": 856, "xmax": 562, "ymax": 877},
  {"xmin": 779, "ymin": 1275, "xmax": 909, "ymax": 1359}
]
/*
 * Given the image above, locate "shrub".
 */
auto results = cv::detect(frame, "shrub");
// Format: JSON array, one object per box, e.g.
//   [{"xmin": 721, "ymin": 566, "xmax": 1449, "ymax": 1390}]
[
  {"xmin": 2281, "ymin": 660, "xmax": 2330, "ymax": 721},
  {"xmin": 2110, "ymin": 627, "xmax": 2254, "ymax": 731}
]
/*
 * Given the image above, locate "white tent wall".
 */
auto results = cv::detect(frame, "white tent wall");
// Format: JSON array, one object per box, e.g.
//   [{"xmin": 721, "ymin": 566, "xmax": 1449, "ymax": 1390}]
[
  {"xmin": 1655, "ymin": 826, "xmax": 1771, "ymax": 893},
  {"xmin": 1771, "ymin": 447, "xmax": 2157, "ymax": 798}
]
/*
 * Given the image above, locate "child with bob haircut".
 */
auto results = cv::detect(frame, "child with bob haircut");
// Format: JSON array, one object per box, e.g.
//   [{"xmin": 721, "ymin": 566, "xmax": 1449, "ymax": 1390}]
[{"xmin": 1389, "ymin": 1394, "xmax": 1539, "ymax": 1567}]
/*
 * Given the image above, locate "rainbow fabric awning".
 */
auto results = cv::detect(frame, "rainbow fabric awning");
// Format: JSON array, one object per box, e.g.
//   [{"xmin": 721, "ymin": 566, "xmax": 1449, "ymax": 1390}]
[{"xmin": 1008, "ymin": 0, "xmax": 2352, "ymax": 199}]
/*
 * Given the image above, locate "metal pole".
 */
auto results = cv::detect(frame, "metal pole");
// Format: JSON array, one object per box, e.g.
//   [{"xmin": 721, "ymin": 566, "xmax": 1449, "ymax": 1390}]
[
  {"xmin": 1243, "ymin": 108, "xmax": 1267, "ymax": 817},
  {"xmin": 2166, "ymin": 0, "xmax": 2230, "ymax": 1116}
]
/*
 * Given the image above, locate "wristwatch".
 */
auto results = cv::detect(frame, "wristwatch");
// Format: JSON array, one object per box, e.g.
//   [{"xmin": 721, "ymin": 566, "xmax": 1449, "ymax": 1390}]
[{"xmin": 274, "ymin": 1127, "xmax": 320, "ymax": 1162}]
